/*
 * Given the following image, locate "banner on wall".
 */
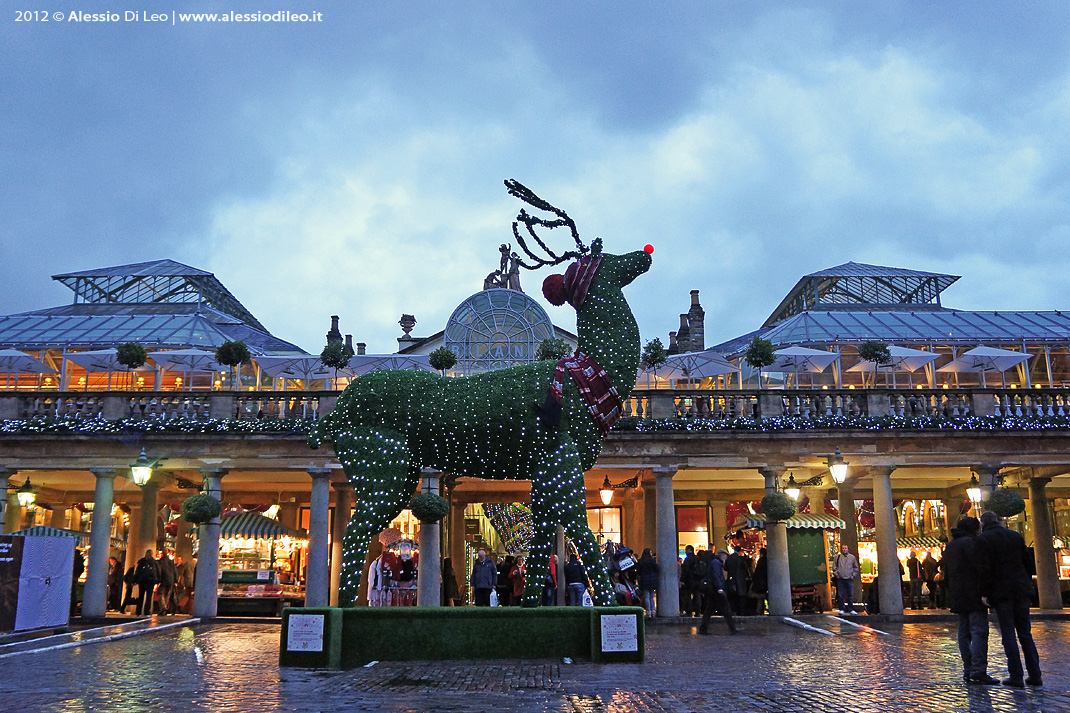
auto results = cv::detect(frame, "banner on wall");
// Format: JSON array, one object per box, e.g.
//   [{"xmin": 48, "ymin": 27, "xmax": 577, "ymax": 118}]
[{"xmin": 0, "ymin": 535, "xmax": 74, "ymax": 633}]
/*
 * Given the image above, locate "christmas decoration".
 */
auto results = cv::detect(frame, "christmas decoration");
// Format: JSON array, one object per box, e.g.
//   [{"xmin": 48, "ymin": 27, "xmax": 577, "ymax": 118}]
[
  {"xmin": 984, "ymin": 488, "xmax": 1026, "ymax": 517},
  {"xmin": 181, "ymin": 493, "xmax": 222, "ymax": 525},
  {"xmin": 309, "ymin": 180, "xmax": 652, "ymax": 607},
  {"xmin": 409, "ymin": 492, "xmax": 450, "ymax": 523},
  {"xmin": 761, "ymin": 491, "xmax": 797, "ymax": 522},
  {"xmin": 483, "ymin": 503, "xmax": 534, "ymax": 553}
]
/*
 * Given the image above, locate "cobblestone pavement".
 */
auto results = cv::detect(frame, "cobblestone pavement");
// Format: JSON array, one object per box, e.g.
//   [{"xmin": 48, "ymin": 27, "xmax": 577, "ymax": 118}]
[{"xmin": 0, "ymin": 617, "xmax": 1067, "ymax": 712}]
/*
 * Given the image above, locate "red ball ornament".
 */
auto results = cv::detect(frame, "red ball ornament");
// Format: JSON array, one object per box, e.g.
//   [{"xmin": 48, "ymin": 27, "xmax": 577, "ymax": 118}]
[
  {"xmin": 542, "ymin": 273, "xmax": 568, "ymax": 306},
  {"xmin": 643, "ymin": 244, "xmax": 654, "ymax": 254}
]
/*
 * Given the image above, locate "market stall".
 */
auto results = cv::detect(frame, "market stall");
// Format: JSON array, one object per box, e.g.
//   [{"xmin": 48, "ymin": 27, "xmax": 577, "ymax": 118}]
[
  {"xmin": 197, "ymin": 511, "xmax": 307, "ymax": 616},
  {"xmin": 369, "ymin": 529, "xmax": 419, "ymax": 607},
  {"xmin": 730, "ymin": 512, "xmax": 845, "ymax": 612}
]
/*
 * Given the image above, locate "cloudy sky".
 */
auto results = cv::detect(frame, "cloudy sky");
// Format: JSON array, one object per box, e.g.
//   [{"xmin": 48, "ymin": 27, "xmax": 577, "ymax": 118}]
[{"xmin": 4, "ymin": 2, "xmax": 1070, "ymax": 354}]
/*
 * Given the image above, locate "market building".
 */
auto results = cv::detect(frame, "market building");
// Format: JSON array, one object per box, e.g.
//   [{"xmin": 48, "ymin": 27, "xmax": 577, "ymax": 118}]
[{"xmin": 1, "ymin": 257, "xmax": 1069, "ymax": 624}]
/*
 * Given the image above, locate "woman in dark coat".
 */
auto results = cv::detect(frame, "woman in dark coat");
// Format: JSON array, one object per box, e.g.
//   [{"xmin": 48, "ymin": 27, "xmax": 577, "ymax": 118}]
[
  {"xmin": 636, "ymin": 548, "xmax": 659, "ymax": 618},
  {"xmin": 441, "ymin": 557, "xmax": 460, "ymax": 606},
  {"xmin": 750, "ymin": 548, "xmax": 768, "ymax": 615}
]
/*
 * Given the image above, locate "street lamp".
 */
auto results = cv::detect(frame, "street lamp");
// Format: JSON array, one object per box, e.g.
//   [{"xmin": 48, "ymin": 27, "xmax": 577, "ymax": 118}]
[
  {"xmin": 827, "ymin": 446, "xmax": 849, "ymax": 484},
  {"xmin": 130, "ymin": 449, "xmax": 161, "ymax": 486},
  {"xmin": 783, "ymin": 473, "xmax": 801, "ymax": 501},
  {"xmin": 966, "ymin": 474, "xmax": 982, "ymax": 506},
  {"xmin": 15, "ymin": 477, "xmax": 36, "ymax": 508},
  {"xmin": 599, "ymin": 475, "xmax": 614, "ymax": 506}
]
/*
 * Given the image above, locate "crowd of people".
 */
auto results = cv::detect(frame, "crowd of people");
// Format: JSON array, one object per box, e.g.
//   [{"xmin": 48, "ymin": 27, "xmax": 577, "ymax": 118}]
[{"xmin": 107, "ymin": 549, "xmax": 194, "ymax": 616}]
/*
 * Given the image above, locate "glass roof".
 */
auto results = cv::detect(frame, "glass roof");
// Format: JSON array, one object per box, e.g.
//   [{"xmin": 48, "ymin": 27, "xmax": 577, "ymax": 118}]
[
  {"xmin": 712, "ymin": 309, "xmax": 1070, "ymax": 357},
  {"xmin": 444, "ymin": 289, "xmax": 555, "ymax": 374},
  {"xmin": 52, "ymin": 259, "xmax": 265, "ymax": 331},
  {"xmin": 764, "ymin": 262, "xmax": 960, "ymax": 327}
]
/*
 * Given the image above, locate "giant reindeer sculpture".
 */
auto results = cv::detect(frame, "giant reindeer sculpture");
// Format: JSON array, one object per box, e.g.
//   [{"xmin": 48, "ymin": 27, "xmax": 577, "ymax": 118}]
[{"xmin": 310, "ymin": 180, "xmax": 652, "ymax": 606}]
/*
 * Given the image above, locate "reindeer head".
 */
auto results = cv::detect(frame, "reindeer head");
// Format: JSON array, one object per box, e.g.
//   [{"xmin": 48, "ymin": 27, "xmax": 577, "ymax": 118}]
[{"xmin": 504, "ymin": 179, "xmax": 652, "ymax": 311}]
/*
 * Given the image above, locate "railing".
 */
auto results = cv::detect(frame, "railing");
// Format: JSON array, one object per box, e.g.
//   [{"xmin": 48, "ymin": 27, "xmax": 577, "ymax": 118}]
[
  {"xmin": 0, "ymin": 391, "xmax": 334, "ymax": 421},
  {"xmin": 1, "ymin": 387, "xmax": 1068, "ymax": 424}
]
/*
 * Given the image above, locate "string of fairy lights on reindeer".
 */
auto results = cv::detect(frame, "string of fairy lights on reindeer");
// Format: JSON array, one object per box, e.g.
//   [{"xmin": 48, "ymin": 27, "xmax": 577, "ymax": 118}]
[{"xmin": 309, "ymin": 179, "xmax": 653, "ymax": 607}]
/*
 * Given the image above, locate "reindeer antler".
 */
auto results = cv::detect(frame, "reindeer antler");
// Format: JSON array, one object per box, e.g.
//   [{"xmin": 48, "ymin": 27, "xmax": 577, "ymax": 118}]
[{"xmin": 505, "ymin": 179, "xmax": 588, "ymax": 269}]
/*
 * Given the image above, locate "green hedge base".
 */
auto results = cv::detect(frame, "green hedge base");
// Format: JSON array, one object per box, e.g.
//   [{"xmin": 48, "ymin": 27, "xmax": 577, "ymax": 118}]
[{"xmin": 279, "ymin": 606, "xmax": 645, "ymax": 669}]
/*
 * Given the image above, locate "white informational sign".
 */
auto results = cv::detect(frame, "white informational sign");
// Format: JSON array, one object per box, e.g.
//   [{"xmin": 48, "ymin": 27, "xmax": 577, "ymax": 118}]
[
  {"xmin": 287, "ymin": 613, "xmax": 325, "ymax": 652},
  {"xmin": 257, "ymin": 570, "xmax": 271, "ymax": 581},
  {"xmin": 600, "ymin": 614, "xmax": 638, "ymax": 652}
]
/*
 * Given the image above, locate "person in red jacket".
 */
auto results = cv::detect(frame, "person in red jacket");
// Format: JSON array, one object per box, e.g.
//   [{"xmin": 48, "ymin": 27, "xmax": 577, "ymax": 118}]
[
  {"xmin": 509, "ymin": 556, "xmax": 526, "ymax": 606},
  {"xmin": 541, "ymin": 554, "xmax": 558, "ymax": 605}
]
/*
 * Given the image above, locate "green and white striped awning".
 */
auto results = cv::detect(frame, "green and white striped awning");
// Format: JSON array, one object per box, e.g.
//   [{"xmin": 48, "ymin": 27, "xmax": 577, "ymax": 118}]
[
  {"xmin": 9, "ymin": 526, "xmax": 90, "ymax": 544},
  {"xmin": 897, "ymin": 536, "xmax": 946, "ymax": 548},
  {"xmin": 731, "ymin": 513, "xmax": 846, "ymax": 531},
  {"xmin": 193, "ymin": 511, "xmax": 301, "ymax": 539}
]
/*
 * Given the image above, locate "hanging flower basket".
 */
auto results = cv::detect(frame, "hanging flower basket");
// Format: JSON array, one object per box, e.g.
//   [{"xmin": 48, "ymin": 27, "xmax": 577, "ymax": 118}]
[
  {"xmin": 984, "ymin": 488, "xmax": 1026, "ymax": 518},
  {"xmin": 761, "ymin": 492, "xmax": 797, "ymax": 522},
  {"xmin": 410, "ymin": 492, "xmax": 450, "ymax": 523},
  {"xmin": 181, "ymin": 493, "xmax": 222, "ymax": 525}
]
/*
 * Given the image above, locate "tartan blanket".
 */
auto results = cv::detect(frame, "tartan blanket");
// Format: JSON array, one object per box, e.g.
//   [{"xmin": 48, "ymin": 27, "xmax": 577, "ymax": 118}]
[{"xmin": 537, "ymin": 351, "xmax": 623, "ymax": 438}]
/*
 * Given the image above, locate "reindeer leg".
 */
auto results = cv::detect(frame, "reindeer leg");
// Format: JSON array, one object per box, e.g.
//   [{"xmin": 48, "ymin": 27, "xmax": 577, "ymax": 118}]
[
  {"xmin": 333, "ymin": 428, "xmax": 411, "ymax": 606},
  {"xmin": 522, "ymin": 493, "xmax": 556, "ymax": 607}
]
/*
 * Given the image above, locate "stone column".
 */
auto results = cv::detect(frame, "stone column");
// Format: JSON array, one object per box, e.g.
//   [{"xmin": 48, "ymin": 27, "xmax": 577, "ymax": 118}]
[
  {"xmin": 305, "ymin": 467, "xmax": 332, "ymax": 607},
  {"xmin": 759, "ymin": 466, "xmax": 792, "ymax": 617},
  {"xmin": 941, "ymin": 496, "xmax": 959, "ymax": 540},
  {"xmin": 329, "ymin": 483, "xmax": 352, "ymax": 607},
  {"xmin": 1029, "ymin": 476, "xmax": 1063, "ymax": 610},
  {"xmin": 654, "ymin": 465, "xmax": 680, "ymax": 617},
  {"xmin": 972, "ymin": 465, "xmax": 1002, "ymax": 503},
  {"xmin": 193, "ymin": 469, "xmax": 226, "ymax": 618},
  {"xmin": 870, "ymin": 466, "xmax": 904, "ymax": 618},
  {"xmin": 0, "ymin": 469, "xmax": 12, "ymax": 533},
  {"xmin": 642, "ymin": 480, "xmax": 657, "ymax": 553},
  {"xmin": 124, "ymin": 506, "xmax": 141, "ymax": 572},
  {"xmin": 138, "ymin": 480, "xmax": 160, "ymax": 554},
  {"xmin": 417, "ymin": 469, "xmax": 441, "ymax": 607},
  {"xmin": 4, "ymin": 475, "xmax": 20, "ymax": 534},
  {"xmin": 837, "ymin": 477, "xmax": 863, "ymax": 598},
  {"xmin": 82, "ymin": 468, "xmax": 117, "ymax": 618},
  {"xmin": 710, "ymin": 500, "xmax": 728, "ymax": 551}
]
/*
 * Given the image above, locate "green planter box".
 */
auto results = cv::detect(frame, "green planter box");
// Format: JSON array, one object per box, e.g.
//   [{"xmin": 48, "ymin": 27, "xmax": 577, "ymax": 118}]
[{"xmin": 279, "ymin": 606, "xmax": 644, "ymax": 669}]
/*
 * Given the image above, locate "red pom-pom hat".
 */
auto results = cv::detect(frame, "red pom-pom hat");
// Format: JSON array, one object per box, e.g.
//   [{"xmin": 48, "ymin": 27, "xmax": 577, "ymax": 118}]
[{"xmin": 542, "ymin": 256, "xmax": 603, "ymax": 311}]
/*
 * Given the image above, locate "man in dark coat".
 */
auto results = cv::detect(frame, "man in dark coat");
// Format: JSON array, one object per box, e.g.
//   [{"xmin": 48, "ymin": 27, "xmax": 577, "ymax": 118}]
[
  {"xmin": 133, "ymin": 549, "xmax": 159, "ymax": 616},
  {"xmin": 977, "ymin": 511, "xmax": 1042, "ymax": 687},
  {"xmin": 724, "ymin": 546, "xmax": 752, "ymax": 615},
  {"xmin": 107, "ymin": 556, "xmax": 124, "ymax": 611},
  {"xmin": 680, "ymin": 545, "xmax": 700, "ymax": 617},
  {"xmin": 698, "ymin": 550, "xmax": 738, "ymax": 635},
  {"xmin": 469, "ymin": 548, "xmax": 498, "ymax": 606},
  {"xmin": 943, "ymin": 517, "xmax": 998, "ymax": 685},
  {"xmin": 906, "ymin": 550, "xmax": 923, "ymax": 609},
  {"xmin": 155, "ymin": 551, "xmax": 178, "ymax": 614}
]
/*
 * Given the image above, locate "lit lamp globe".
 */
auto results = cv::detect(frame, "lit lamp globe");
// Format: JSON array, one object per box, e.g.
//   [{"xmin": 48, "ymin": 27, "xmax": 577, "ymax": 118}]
[
  {"xmin": 599, "ymin": 475, "xmax": 614, "ymax": 506},
  {"xmin": 16, "ymin": 478, "xmax": 36, "ymax": 508},
  {"xmin": 828, "ymin": 446, "xmax": 849, "ymax": 484},
  {"xmin": 966, "ymin": 475, "xmax": 982, "ymax": 505},
  {"xmin": 130, "ymin": 449, "xmax": 155, "ymax": 486},
  {"xmin": 783, "ymin": 473, "xmax": 801, "ymax": 501}
]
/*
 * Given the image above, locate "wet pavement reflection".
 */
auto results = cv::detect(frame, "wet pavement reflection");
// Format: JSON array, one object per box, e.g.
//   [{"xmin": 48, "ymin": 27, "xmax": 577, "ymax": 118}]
[{"xmin": 0, "ymin": 618, "xmax": 1066, "ymax": 712}]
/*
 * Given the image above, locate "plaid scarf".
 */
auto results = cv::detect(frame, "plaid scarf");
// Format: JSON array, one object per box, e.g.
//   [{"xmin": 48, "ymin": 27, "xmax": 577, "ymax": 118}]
[{"xmin": 537, "ymin": 351, "xmax": 622, "ymax": 438}]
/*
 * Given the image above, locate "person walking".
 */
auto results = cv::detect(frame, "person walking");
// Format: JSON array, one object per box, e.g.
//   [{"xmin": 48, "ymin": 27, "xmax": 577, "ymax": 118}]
[
  {"xmin": 943, "ymin": 516, "xmax": 998, "ymax": 685},
  {"xmin": 698, "ymin": 549, "xmax": 738, "ymax": 635},
  {"xmin": 564, "ymin": 554, "xmax": 589, "ymax": 606},
  {"xmin": 750, "ymin": 548, "xmax": 768, "ymax": 615},
  {"xmin": 133, "ymin": 549, "xmax": 159, "ymax": 616},
  {"xmin": 636, "ymin": 548, "xmax": 659, "ymax": 619},
  {"xmin": 541, "ymin": 553, "xmax": 559, "ymax": 606},
  {"xmin": 155, "ymin": 550, "xmax": 178, "ymax": 615},
  {"xmin": 680, "ymin": 545, "xmax": 700, "ymax": 617},
  {"xmin": 107, "ymin": 556, "xmax": 124, "ymax": 611},
  {"xmin": 724, "ymin": 546, "xmax": 752, "ymax": 616},
  {"xmin": 978, "ymin": 511, "xmax": 1042, "ymax": 688},
  {"xmin": 174, "ymin": 555, "xmax": 194, "ymax": 614},
  {"xmin": 509, "ymin": 556, "xmax": 526, "ymax": 606},
  {"xmin": 906, "ymin": 550, "xmax": 923, "ymax": 609},
  {"xmin": 470, "ymin": 548, "xmax": 498, "ymax": 606},
  {"xmin": 832, "ymin": 544, "xmax": 861, "ymax": 614},
  {"xmin": 441, "ymin": 557, "xmax": 460, "ymax": 606},
  {"xmin": 496, "ymin": 555, "xmax": 515, "ymax": 607}
]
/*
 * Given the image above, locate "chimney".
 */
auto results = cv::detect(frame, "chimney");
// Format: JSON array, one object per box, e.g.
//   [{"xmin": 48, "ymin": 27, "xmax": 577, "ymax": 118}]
[
  {"xmin": 326, "ymin": 315, "xmax": 342, "ymax": 344},
  {"xmin": 668, "ymin": 331, "xmax": 678, "ymax": 355},
  {"xmin": 687, "ymin": 290, "xmax": 705, "ymax": 352},
  {"xmin": 677, "ymin": 314, "xmax": 691, "ymax": 353},
  {"xmin": 356, "ymin": 342, "xmax": 366, "ymax": 356},
  {"xmin": 344, "ymin": 335, "xmax": 354, "ymax": 355}
]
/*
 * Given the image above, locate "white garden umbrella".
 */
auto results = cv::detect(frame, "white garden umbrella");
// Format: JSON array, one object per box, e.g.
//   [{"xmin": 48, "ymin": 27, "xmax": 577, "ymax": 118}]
[
  {"xmin": 845, "ymin": 346, "xmax": 939, "ymax": 387},
  {"xmin": 936, "ymin": 346, "xmax": 1030, "ymax": 387},
  {"xmin": 661, "ymin": 351, "xmax": 738, "ymax": 380},
  {"xmin": 348, "ymin": 354, "xmax": 435, "ymax": 376},
  {"xmin": 148, "ymin": 349, "xmax": 226, "ymax": 390},
  {"xmin": 64, "ymin": 349, "xmax": 154, "ymax": 390},
  {"xmin": 255, "ymin": 355, "xmax": 348, "ymax": 389},
  {"xmin": 768, "ymin": 346, "xmax": 839, "ymax": 388},
  {"xmin": 0, "ymin": 349, "xmax": 56, "ymax": 390}
]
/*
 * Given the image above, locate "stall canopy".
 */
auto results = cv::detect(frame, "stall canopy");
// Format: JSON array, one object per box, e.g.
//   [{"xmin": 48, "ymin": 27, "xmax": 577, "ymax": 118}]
[
  {"xmin": 9, "ymin": 526, "xmax": 90, "ymax": 545},
  {"xmin": 731, "ymin": 513, "xmax": 845, "ymax": 530},
  {"xmin": 218, "ymin": 511, "xmax": 301, "ymax": 539}
]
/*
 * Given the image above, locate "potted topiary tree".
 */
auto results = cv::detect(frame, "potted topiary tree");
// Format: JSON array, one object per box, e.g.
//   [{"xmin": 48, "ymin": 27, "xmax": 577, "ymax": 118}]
[
  {"xmin": 640, "ymin": 338, "xmax": 667, "ymax": 385},
  {"xmin": 115, "ymin": 342, "xmax": 148, "ymax": 389},
  {"xmin": 320, "ymin": 341, "xmax": 352, "ymax": 387},
  {"xmin": 215, "ymin": 340, "xmax": 251, "ymax": 391},
  {"xmin": 984, "ymin": 488, "xmax": 1026, "ymax": 518},
  {"xmin": 428, "ymin": 347, "xmax": 458, "ymax": 375},
  {"xmin": 535, "ymin": 337, "xmax": 571, "ymax": 362},
  {"xmin": 761, "ymin": 491, "xmax": 797, "ymax": 522},
  {"xmin": 409, "ymin": 491, "xmax": 450, "ymax": 523},
  {"xmin": 181, "ymin": 492, "xmax": 222, "ymax": 525},
  {"xmin": 744, "ymin": 336, "xmax": 776, "ymax": 389},
  {"xmin": 858, "ymin": 341, "xmax": 892, "ymax": 388}
]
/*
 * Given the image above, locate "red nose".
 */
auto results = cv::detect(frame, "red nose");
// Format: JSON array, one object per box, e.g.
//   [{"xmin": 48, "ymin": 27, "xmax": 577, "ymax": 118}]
[{"xmin": 643, "ymin": 244, "xmax": 654, "ymax": 254}]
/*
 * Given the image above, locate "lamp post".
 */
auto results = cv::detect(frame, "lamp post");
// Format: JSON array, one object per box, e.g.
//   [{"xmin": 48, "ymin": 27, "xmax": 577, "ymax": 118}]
[
  {"xmin": 966, "ymin": 474, "xmax": 982, "ymax": 512},
  {"xmin": 827, "ymin": 446, "xmax": 849, "ymax": 484},
  {"xmin": 130, "ymin": 449, "xmax": 156, "ymax": 486},
  {"xmin": 15, "ymin": 478, "xmax": 36, "ymax": 508},
  {"xmin": 783, "ymin": 473, "xmax": 801, "ymax": 501},
  {"xmin": 599, "ymin": 476, "xmax": 614, "ymax": 506}
]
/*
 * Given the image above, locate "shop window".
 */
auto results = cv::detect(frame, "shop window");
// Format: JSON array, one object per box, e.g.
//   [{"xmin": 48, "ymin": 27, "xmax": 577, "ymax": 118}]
[
  {"xmin": 587, "ymin": 507, "xmax": 621, "ymax": 545},
  {"xmin": 676, "ymin": 505, "xmax": 709, "ymax": 557}
]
